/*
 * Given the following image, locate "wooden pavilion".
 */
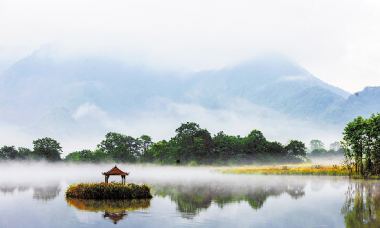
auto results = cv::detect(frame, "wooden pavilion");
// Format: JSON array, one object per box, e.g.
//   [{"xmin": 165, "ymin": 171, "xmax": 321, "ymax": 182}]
[{"xmin": 102, "ymin": 165, "xmax": 129, "ymax": 184}]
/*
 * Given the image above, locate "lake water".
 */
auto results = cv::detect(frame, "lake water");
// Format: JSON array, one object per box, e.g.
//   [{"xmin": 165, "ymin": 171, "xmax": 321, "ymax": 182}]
[{"xmin": 0, "ymin": 163, "xmax": 379, "ymax": 228}]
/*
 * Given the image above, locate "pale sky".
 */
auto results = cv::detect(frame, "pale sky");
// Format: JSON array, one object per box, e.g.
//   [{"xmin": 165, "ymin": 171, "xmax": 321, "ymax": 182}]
[{"xmin": 1, "ymin": 0, "xmax": 380, "ymax": 93}]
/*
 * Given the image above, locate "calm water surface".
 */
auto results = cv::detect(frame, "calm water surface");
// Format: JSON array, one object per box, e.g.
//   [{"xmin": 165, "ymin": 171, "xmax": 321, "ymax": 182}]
[{"xmin": 0, "ymin": 165, "xmax": 379, "ymax": 228}]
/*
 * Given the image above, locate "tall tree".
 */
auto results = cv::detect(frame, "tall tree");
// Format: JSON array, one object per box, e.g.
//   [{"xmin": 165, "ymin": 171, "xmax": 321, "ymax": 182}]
[
  {"xmin": 33, "ymin": 138, "xmax": 62, "ymax": 161},
  {"xmin": 309, "ymin": 139, "xmax": 325, "ymax": 151},
  {"xmin": 97, "ymin": 132, "xmax": 138, "ymax": 162},
  {"xmin": 329, "ymin": 141, "xmax": 341, "ymax": 151},
  {"xmin": 0, "ymin": 146, "xmax": 18, "ymax": 160},
  {"xmin": 285, "ymin": 140, "xmax": 307, "ymax": 159}
]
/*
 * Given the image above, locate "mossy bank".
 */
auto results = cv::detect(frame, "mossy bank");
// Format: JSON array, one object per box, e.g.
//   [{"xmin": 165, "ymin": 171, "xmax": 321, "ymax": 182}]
[{"xmin": 66, "ymin": 183, "xmax": 152, "ymax": 199}]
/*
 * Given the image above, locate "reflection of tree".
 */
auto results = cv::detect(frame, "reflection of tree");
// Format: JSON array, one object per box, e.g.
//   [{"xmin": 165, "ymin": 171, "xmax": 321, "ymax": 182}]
[
  {"xmin": 152, "ymin": 181, "xmax": 306, "ymax": 218},
  {"xmin": 66, "ymin": 198, "xmax": 151, "ymax": 224},
  {"xmin": 310, "ymin": 181, "xmax": 326, "ymax": 192},
  {"xmin": 33, "ymin": 185, "xmax": 61, "ymax": 201},
  {"xmin": 17, "ymin": 186, "xmax": 30, "ymax": 192},
  {"xmin": 0, "ymin": 186, "xmax": 16, "ymax": 194},
  {"xmin": 285, "ymin": 184, "xmax": 305, "ymax": 199},
  {"xmin": 342, "ymin": 181, "xmax": 380, "ymax": 228},
  {"xmin": 154, "ymin": 185, "xmax": 213, "ymax": 218}
]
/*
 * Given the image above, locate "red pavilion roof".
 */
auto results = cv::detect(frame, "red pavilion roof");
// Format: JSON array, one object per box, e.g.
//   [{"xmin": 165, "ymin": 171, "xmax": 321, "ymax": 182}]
[{"xmin": 102, "ymin": 166, "xmax": 129, "ymax": 176}]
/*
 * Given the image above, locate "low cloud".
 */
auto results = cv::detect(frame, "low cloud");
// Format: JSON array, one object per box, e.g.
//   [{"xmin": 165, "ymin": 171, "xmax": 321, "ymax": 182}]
[
  {"xmin": 276, "ymin": 75, "xmax": 311, "ymax": 82},
  {"xmin": 0, "ymin": 98, "xmax": 344, "ymax": 156}
]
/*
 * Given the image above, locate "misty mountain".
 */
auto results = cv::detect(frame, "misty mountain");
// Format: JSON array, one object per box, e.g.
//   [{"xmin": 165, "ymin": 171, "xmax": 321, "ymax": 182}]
[
  {"xmin": 184, "ymin": 55, "xmax": 350, "ymax": 110},
  {"xmin": 0, "ymin": 52, "xmax": 186, "ymax": 125},
  {"xmin": 0, "ymin": 50, "xmax": 378, "ymax": 137}
]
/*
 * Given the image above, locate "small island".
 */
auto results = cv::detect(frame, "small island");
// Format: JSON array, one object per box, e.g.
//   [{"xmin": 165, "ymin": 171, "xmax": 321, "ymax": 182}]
[{"xmin": 65, "ymin": 166, "xmax": 152, "ymax": 199}]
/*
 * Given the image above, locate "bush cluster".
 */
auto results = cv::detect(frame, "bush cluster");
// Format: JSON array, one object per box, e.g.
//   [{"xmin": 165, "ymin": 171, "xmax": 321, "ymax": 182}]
[{"xmin": 66, "ymin": 183, "xmax": 152, "ymax": 199}]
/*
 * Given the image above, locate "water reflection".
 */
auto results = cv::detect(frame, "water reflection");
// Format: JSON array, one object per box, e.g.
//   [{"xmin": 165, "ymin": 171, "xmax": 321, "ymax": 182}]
[
  {"xmin": 152, "ymin": 180, "xmax": 306, "ymax": 218},
  {"xmin": 33, "ymin": 185, "xmax": 61, "ymax": 201},
  {"xmin": 0, "ymin": 183, "xmax": 61, "ymax": 201},
  {"xmin": 0, "ymin": 186, "xmax": 17, "ymax": 194},
  {"xmin": 66, "ymin": 198, "xmax": 151, "ymax": 224},
  {"xmin": 342, "ymin": 181, "xmax": 380, "ymax": 227}
]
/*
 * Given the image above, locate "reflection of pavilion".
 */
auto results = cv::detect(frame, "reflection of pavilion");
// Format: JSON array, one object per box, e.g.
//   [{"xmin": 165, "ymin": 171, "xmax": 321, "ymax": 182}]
[{"xmin": 103, "ymin": 210, "xmax": 127, "ymax": 224}]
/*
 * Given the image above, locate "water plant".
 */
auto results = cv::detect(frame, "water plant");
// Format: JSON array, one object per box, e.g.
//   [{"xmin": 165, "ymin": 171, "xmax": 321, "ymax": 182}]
[{"xmin": 66, "ymin": 183, "xmax": 152, "ymax": 199}]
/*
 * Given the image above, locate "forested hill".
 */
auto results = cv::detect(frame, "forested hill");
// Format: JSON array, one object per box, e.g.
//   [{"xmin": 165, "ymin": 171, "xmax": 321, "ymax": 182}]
[{"xmin": 0, "ymin": 50, "xmax": 378, "ymax": 134}]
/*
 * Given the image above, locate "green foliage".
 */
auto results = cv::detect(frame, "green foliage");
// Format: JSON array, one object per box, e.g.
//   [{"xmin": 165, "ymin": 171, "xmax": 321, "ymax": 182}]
[
  {"xmin": 97, "ymin": 132, "xmax": 142, "ymax": 163},
  {"xmin": 17, "ymin": 147, "xmax": 32, "ymax": 160},
  {"xmin": 2, "ymin": 122, "xmax": 308, "ymax": 165},
  {"xmin": 310, "ymin": 148, "xmax": 327, "ymax": 157},
  {"xmin": 342, "ymin": 113, "xmax": 380, "ymax": 176},
  {"xmin": 33, "ymin": 137, "xmax": 62, "ymax": 161},
  {"xmin": 285, "ymin": 140, "xmax": 307, "ymax": 159},
  {"xmin": 0, "ymin": 146, "xmax": 18, "ymax": 160},
  {"xmin": 65, "ymin": 183, "xmax": 152, "ymax": 199},
  {"xmin": 0, "ymin": 146, "xmax": 33, "ymax": 161},
  {"xmin": 309, "ymin": 139, "xmax": 325, "ymax": 151},
  {"xmin": 188, "ymin": 160, "xmax": 197, "ymax": 166}
]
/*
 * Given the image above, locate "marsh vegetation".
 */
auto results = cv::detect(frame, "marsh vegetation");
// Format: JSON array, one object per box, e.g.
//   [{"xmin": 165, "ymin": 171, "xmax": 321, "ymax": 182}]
[{"xmin": 66, "ymin": 183, "xmax": 152, "ymax": 199}]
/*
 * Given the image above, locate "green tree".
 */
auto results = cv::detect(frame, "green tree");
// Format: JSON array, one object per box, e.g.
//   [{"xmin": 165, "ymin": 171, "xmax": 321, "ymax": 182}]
[
  {"xmin": 342, "ymin": 116, "xmax": 366, "ymax": 175},
  {"xmin": 92, "ymin": 149, "xmax": 108, "ymax": 163},
  {"xmin": 17, "ymin": 147, "xmax": 32, "ymax": 160},
  {"xmin": 285, "ymin": 140, "xmax": 307, "ymax": 159},
  {"xmin": 267, "ymin": 141, "xmax": 286, "ymax": 158},
  {"xmin": 244, "ymin": 130, "xmax": 268, "ymax": 160},
  {"xmin": 329, "ymin": 141, "xmax": 341, "ymax": 151},
  {"xmin": 213, "ymin": 131, "xmax": 244, "ymax": 164},
  {"xmin": 309, "ymin": 139, "xmax": 325, "ymax": 151},
  {"xmin": 97, "ymin": 132, "xmax": 138, "ymax": 162},
  {"xmin": 33, "ymin": 138, "xmax": 62, "ymax": 161},
  {"xmin": 148, "ymin": 140, "xmax": 174, "ymax": 163},
  {"xmin": 139, "ymin": 135, "xmax": 153, "ymax": 156},
  {"xmin": 171, "ymin": 122, "xmax": 214, "ymax": 164},
  {"xmin": 65, "ymin": 149, "xmax": 94, "ymax": 162},
  {"xmin": 0, "ymin": 146, "xmax": 18, "ymax": 160},
  {"xmin": 310, "ymin": 148, "xmax": 327, "ymax": 157}
]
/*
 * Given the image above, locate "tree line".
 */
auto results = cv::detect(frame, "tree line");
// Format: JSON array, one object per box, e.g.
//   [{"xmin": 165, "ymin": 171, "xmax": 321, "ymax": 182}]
[
  {"xmin": 0, "ymin": 122, "xmax": 308, "ymax": 165},
  {"xmin": 0, "ymin": 137, "xmax": 62, "ymax": 162},
  {"xmin": 307, "ymin": 139, "xmax": 343, "ymax": 157},
  {"xmin": 341, "ymin": 113, "xmax": 380, "ymax": 176}
]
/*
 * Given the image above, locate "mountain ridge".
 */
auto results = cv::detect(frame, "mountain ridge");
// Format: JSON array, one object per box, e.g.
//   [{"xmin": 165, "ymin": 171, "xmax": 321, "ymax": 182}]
[{"xmin": 1, "ymin": 51, "xmax": 378, "ymax": 135}]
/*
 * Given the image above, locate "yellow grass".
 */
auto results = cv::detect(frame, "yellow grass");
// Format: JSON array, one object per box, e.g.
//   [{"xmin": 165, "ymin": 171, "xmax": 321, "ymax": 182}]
[{"xmin": 220, "ymin": 164, "xmax": 350, "ymax": 176}]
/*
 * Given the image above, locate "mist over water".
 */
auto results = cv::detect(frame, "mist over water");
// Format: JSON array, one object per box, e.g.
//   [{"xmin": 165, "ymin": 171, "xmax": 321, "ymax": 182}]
[{"xmin": 0, "ymin": 162, "xmax": 364, "ymax": 228}]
